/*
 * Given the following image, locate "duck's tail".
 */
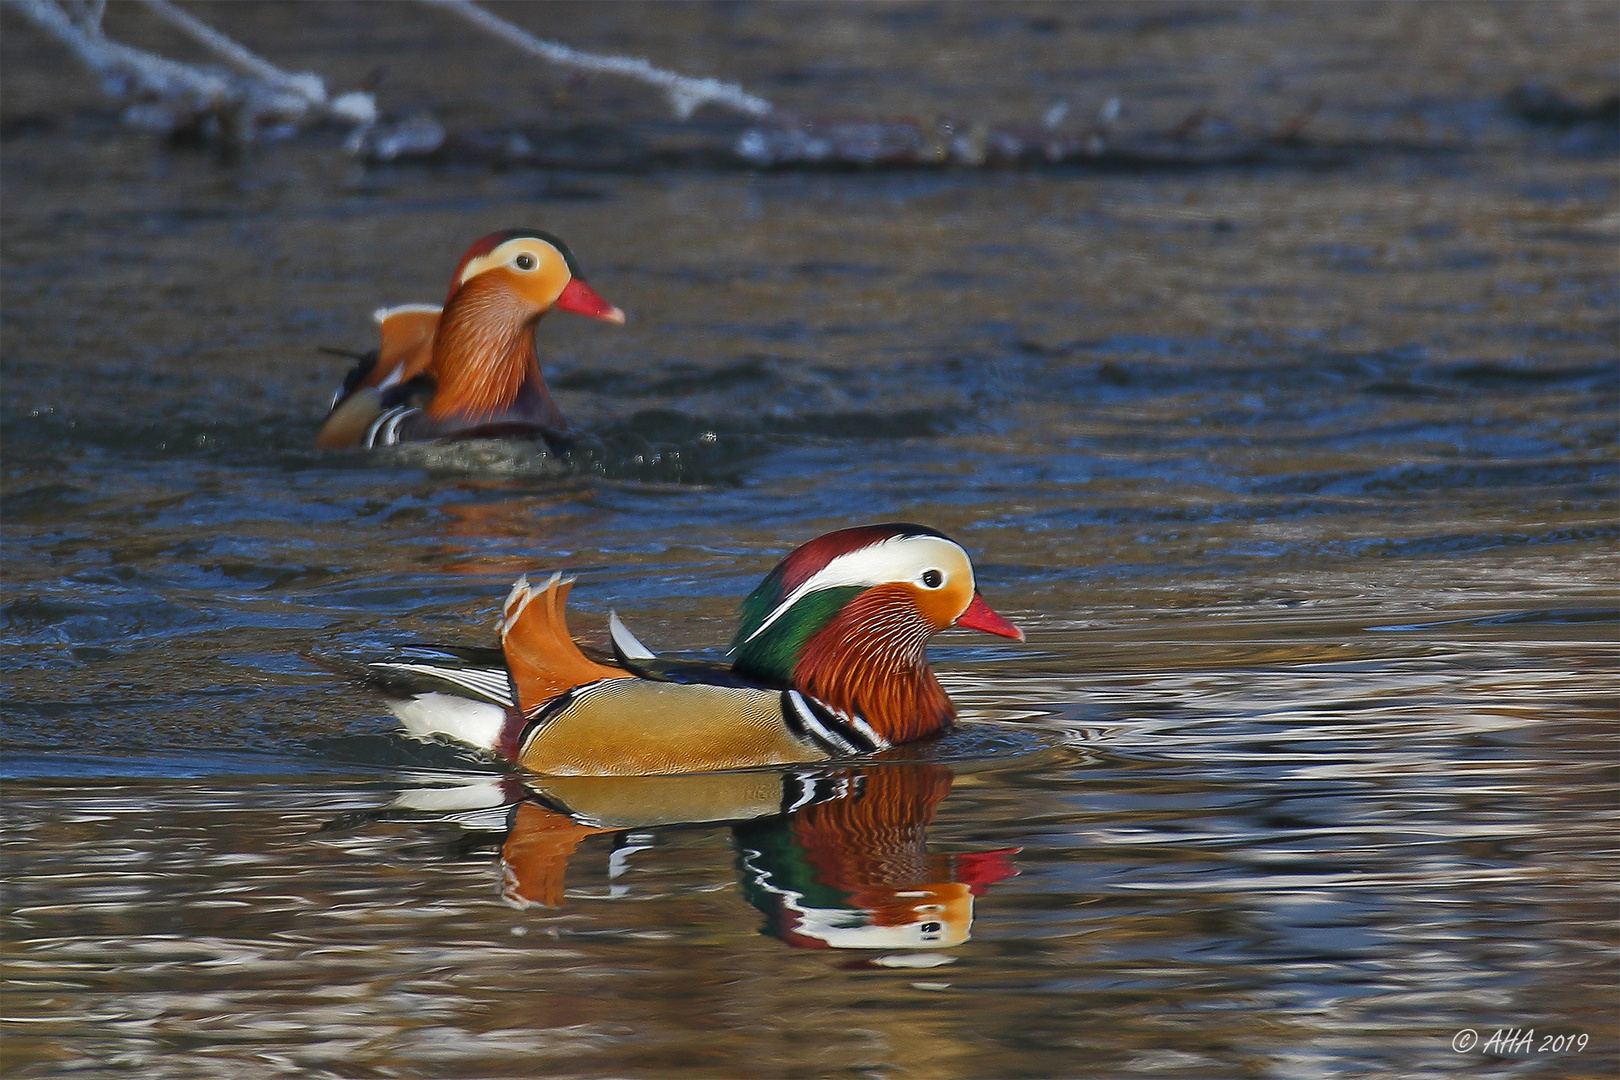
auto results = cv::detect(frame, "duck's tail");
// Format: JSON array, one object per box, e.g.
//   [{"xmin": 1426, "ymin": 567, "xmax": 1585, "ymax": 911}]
[
  {"xmin": 310, "ymin": 573, "xmax": 626, "ymax": 759},
  {"xmin": 305, "ymin": 647, "xmax": 515, "ymax": 754},
  {"xmin": 500, "ymin": 573, "xmax": 630, "ymax": 716}
]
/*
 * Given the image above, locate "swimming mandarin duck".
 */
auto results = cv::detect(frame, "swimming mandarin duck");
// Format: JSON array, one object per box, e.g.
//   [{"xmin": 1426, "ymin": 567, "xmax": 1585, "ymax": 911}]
[
  {"xmin": 314, "ymin": 229, "xmax": 624, "ymax": 451},
  {"xmin": 355, "ymin": 523, "xmax": 1024, "ymax": 776}
]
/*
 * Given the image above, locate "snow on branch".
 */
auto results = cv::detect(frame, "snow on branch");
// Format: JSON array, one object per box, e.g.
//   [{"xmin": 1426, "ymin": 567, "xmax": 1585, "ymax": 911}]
[
  {"xmin": 138, "ymin": 0, "xmax": 324, "ymax": 107},
  {"xmin": 11, "ymin": 0, "xmax": 1342, "ymax": 173},
  {"xmin": 6, "ymin": 0, "xmax": 375, "ymax": 139},
  {"xmin": 418, "ymin": 0, "xmax": 774, "ymax": 120},
  {"xmin": 11, "ymin": 0, "xmax": 232, "ymax": 106}
]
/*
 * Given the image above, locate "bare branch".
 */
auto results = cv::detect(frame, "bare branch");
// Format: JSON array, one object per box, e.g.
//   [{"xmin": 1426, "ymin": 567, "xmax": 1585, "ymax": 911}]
[
  {"xmin": 418, "ymin": 0, "xmax": 773, "ymax": 119},
  {"xmin": 9, "ymin": 0, "xmax": 235, "ymax": 104},
  {"xmin": 7, "ymin": 0, "xmax": 377, "ymax": 134},
  {"xmin": 138, "ymin": 0, "xmax": 324, "ymax": 106}
]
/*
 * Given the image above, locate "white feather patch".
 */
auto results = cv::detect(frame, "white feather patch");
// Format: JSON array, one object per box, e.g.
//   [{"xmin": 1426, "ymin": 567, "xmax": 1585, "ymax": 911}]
[
  {"xmin": 608, "ymin": 610, "xmax": 656, "ymax": 660},
  {"xmin": 387, "ymin": 692, "xmax": 506, "ymax": 751},
  {"xmin": 372, "ymin": 302, "xmax": 442, "ymax": 324}
]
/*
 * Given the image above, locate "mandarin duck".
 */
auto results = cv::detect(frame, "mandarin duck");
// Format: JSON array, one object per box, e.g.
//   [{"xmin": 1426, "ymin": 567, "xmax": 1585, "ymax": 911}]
[
  {"xmin": 314, "ymin": 229, "xmax": 624, "ymax": 451},
  {"xmin": 351, "ymin": 523, "xmax": 1024, "ymax": 776}
]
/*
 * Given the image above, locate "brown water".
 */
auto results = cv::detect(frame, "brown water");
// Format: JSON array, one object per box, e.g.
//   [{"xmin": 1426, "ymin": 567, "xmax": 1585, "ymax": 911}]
[{"xmin": 3, "ymin": 3, "xmax": 1617, "ymax": 1077}]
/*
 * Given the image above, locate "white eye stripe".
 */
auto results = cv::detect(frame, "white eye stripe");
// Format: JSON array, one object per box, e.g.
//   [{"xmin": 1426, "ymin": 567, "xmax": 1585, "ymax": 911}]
[
  {"xmin": 458, "ymin": 239, "xmax": 560, "ymax": 284},
  {"xmin": 740, "ymin": 535, "xmax": 972, "ymax": 645}
]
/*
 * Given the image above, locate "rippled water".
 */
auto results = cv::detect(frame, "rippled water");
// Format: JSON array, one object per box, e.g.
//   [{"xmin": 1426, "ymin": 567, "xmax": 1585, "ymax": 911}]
[{"xmin": 3, "ymin": 3, "xmax": 1617, "ymax": 1078}]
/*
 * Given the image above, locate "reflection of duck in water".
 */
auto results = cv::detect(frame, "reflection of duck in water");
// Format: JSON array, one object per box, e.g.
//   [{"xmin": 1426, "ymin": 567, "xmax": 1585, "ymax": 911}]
[
  {"xmin": 734, "ymin": 765, "xmax": 1017, "ymax": 949},
  {"xmin": 448, "ymin": 762, "xmax": 1015, "ymax": 947},
  {"xmin": 314, "ymin": 229, "xmax": 624, "ymax": 451},
  {"xmin": 344, "ymin": 523, "xmax": 1024, "ymax": 776},
  {"xmin": 498, "ymin": 769, "xmax": 803, "ymax": 908}
]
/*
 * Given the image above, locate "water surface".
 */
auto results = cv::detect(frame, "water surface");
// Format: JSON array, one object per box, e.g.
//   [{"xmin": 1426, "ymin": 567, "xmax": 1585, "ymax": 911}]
[{"xmin": 3, "ymin": 3, "xmax": 1616, "ymax": 1077}]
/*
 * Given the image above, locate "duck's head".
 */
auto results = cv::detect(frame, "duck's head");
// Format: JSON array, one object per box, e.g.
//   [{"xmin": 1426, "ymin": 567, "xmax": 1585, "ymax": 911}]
[
  {"xmin": 730, "ymin": 524, "xmax": 1022, "ymax": 742},
  {"xmin": 444, "ymin": 229, "xmax": 625, "ymax": 324},
  {"xmin": 426, "ymin": 230, "xmax": 623, "ymax": 427}
]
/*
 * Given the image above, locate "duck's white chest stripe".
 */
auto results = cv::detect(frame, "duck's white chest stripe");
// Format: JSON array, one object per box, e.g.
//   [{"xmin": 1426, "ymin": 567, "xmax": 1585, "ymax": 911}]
[
  {"xmin": 782, "ymin": 691, "xmax": 887, "ymax": 756},
  {"xmin": 364, "ymin": 406, "xmax": 419, "ymax": 447},
  {"xmin": 822, "ymin": 705, "xmax": 887, "ymax": 757}
]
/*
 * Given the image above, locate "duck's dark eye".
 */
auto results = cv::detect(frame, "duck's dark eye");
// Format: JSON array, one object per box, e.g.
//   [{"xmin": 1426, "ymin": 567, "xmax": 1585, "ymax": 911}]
[
  {"xmin": 921, "ymin": 570, "xmax": 944, "ymax": 589},
  {"xmin": 920, "ymin": 921, "xmax": 942, "ymax": 934},
  {"xmin": 513, "ymin": 253, "xmax": 537, "ymax": 271}
]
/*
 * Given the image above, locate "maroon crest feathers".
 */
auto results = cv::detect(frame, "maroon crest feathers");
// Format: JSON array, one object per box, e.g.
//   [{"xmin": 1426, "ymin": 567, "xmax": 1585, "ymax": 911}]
[{"xmin": 772, "ymin": 523, "xmax": 948, "ymax": 596}]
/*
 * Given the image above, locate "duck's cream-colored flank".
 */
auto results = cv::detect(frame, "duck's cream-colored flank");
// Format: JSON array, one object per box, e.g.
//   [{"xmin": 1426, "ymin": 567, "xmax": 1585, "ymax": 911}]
[{"xmin": 516, "ymin": 680, "xmax": 827, "ymax": 776}]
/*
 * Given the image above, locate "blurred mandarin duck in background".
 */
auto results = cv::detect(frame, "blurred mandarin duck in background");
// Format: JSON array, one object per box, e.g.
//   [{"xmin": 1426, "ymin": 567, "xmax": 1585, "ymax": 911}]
[
  {"xmin": 348, "ymin": 523, "xmax": 1024, "ymax": 776},
  {"xmin": 314, "ymin": 229, "xmax": 624, "ymax": 451}
]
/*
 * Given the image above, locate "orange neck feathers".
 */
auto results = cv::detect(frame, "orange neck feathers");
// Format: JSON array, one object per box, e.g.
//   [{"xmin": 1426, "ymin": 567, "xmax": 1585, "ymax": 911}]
[
  {"xmin": 424, "ymin": 274, "xmax": 556, "ymax": 428},
  {"xmin": 792, "ymin": 585, "xmax": 955, "ymax": 745}
]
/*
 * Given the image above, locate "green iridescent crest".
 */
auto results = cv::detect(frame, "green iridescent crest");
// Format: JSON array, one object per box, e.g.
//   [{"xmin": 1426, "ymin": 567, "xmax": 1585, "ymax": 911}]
[{"xmin": 730, "ymin": 586, "xmax": 862, "ymax": 684}]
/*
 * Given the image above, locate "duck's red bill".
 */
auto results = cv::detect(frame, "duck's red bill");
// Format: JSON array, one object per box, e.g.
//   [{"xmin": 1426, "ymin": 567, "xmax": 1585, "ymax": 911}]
[
  {"xmin": 555, "ymin": 278, "xmax": 626, "ymax": 324},
  {"xmin": 953, "ymin": 593, "xmax": 1024, "ymax": 641}
]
